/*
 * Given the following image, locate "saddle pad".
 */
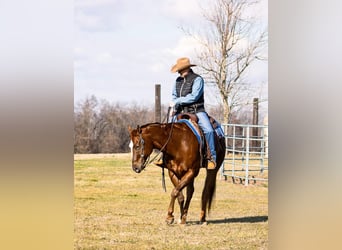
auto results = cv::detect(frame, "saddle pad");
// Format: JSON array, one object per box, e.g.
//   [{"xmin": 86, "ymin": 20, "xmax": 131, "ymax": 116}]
[{"xmin": 177, "ymin": 119, "xmax": 201, "ymax": 144}]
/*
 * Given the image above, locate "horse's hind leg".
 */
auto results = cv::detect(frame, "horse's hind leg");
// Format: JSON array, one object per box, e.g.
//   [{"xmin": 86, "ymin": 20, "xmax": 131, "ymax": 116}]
[{"xmin": 181, "ymin": 179, "xmax": 194, "ymax": 224}]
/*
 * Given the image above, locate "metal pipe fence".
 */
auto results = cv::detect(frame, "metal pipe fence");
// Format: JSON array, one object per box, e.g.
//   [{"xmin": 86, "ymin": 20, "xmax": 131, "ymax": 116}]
[{"xmin": 220, "ymin": 124, "xmax": 268, "ymax": 186}]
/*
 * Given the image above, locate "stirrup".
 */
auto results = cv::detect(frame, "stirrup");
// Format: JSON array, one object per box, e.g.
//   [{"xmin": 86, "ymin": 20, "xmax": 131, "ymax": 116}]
[
  {"xmin": 153, "ymin": 158, "xmax": 164, "ymax": 166},
  {"xmin": 207, "ymin": 159, "xmax": 216, "ymax": 170}
]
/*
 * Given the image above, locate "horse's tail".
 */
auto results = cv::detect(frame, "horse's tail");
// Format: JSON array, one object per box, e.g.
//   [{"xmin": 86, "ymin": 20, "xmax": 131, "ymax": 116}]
[
  {"xmin": 201, "ymin": 168, "xmax": 218, "ymax": 215},
  {"xmin": 201, "ymin": 134, "xmax": 225, "ymax": 221}
]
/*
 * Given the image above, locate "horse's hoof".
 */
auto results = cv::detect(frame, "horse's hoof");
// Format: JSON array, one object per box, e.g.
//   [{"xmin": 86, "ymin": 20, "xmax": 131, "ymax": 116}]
[
  {"xmin": 165, "ymin": 217, "xmax": 174, "ymax": 225},
  {"xmin": 180, "ymin": 215, "xmax": 187, "ymax": 225},
  {"xmin": 200, "ymin": 221, "xmax": 208, "ymax": 226},
  {"xmin": 199, "ymin": 217, "xmax": 207, "ymax": 225}
]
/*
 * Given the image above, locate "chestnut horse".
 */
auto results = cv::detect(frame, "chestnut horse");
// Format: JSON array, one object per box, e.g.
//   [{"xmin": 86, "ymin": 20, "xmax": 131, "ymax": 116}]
[{"xmin": 128, "ymin": 121, "xmax": 225, "ymax": 224}]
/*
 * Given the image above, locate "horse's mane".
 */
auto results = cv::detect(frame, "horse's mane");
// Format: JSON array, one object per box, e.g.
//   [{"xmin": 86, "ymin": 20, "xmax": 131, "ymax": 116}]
[
  {"xmin": 138, "ymin": 122, "xmax": 181, "ymax": 129},
  {"xmin": 138, "ymin": 122, "xmax": 162, "ymax": 129}
]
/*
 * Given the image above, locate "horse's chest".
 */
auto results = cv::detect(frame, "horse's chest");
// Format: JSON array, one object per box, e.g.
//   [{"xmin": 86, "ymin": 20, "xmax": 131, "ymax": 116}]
[{"xmin": 167, "ymin": 162, "xmax": 188, "ymax": 177}]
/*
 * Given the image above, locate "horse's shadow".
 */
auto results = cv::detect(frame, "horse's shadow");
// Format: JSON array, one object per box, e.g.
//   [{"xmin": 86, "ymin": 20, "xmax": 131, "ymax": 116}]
[{"xmin": 187, "ymin": 215, "xmax": 268, "ymax": 225}]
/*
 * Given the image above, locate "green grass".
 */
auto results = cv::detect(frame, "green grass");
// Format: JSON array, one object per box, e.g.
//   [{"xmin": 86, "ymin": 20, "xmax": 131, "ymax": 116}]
[{"xmin": 74, "ymin": 154, "xmax": 268, "ymax": 249}]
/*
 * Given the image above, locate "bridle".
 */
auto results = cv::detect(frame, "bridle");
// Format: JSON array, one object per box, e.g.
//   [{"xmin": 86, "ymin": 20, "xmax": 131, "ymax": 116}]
[
  {"xmin": 134, "ymin": 108, "xmax": 175, "ymax": 171},
  {"xmin": 132, "ymin": 107, "xmax": 175, "ymax": 191},
  {"xmin": 135, "ymin": 127, "xmax": 149, "ymax": 170}
]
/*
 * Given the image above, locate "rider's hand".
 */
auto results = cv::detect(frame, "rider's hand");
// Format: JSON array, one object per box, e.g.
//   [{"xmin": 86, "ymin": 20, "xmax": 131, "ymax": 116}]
[{"xmin": 169, "ymin": 101, "xmax": 175, "ymax": 108}]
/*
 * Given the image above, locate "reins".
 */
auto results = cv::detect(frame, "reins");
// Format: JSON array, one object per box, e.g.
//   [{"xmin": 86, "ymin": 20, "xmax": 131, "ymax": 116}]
[
  {"xmin": 139, "ymin": 107, "xmax": 174, "ymax": 192},
  {"xmin": 140, "ymin": 107, "xmax": 173, "ymax": 163},
  {"xmin": 159, "ymin": 107, "xmax": 174, "ymax": 192}
]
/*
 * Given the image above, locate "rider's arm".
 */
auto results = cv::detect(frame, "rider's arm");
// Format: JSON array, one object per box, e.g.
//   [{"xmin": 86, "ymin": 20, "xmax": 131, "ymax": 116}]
[{"xmin": 173, "ymin": 76, "xmax": 204, "ymax": 105}]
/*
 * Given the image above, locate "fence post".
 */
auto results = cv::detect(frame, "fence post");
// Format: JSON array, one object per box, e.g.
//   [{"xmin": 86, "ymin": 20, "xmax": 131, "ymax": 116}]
[
  {"xmin": 232, "ymin": 125, "xmax": 236, "ymax": 179},
  {"xmin": 264, "ymin": 116, "xmax": 268, "ymax": 158},
  {"xmin": 245, "ymin": 127, "xmax": 250, "ymax": 186},
  {"xmin": 155, "ymin": 84, "xmax": 161, "ymax": 122},
  {"xmin": 252, "ymin": 98, "xmax": 259, "ymax": 150},
  {"xmin": 260, "ymin": 126, "xmax": 265, "ymax": 172}
]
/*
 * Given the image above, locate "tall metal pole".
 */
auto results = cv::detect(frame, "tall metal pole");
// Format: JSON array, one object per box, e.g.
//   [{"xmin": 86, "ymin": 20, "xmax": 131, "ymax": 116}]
[
  {"xmin": 245, "ymin": 127, "xmax": 250, "ymax": 186},
  {"xmin": 155, "ymin": 84, "xmax": 161, "ymax": 122}
]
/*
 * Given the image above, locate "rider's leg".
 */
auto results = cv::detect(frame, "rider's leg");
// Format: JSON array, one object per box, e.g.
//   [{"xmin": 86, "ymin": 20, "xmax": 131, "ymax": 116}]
[{"xmin": 196, "ymin": 112, "xmax": 217, "ymax": 169}]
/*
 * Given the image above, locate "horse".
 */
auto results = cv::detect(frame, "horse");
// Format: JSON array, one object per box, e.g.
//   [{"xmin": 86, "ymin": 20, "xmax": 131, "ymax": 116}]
[{"xmin": 128, "ymin": 120, "xmax": 225, "ymax": 224}]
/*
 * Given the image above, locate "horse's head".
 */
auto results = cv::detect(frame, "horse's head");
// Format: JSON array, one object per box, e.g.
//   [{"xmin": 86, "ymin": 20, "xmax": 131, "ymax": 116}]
[{"xmin": 128, "ymin": 125, "xmax": 152, "ymax": 173}]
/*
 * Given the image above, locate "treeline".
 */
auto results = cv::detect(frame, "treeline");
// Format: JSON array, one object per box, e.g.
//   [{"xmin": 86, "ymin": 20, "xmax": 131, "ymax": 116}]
[
  {"xmin": 74, "ymin": 96, "xmax": 261, "ymax": 154},
  {"xmin": 74, "ymin": 96, "xmax": 156, "ymax": 153}
]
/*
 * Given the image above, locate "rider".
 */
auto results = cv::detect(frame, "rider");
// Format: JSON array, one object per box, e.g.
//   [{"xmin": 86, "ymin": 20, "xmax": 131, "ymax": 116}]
[{"xmin": 169, "ymin": 57, "xmax": 217, "ymax": 169}]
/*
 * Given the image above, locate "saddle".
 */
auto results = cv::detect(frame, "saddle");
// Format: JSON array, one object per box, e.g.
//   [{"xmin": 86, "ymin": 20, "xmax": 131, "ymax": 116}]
[{"xmin": 176, "ymin": 113, "xmax": 224, "ymax": 168}]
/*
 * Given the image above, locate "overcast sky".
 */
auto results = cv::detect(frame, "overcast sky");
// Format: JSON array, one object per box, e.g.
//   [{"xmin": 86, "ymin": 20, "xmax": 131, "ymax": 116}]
[{"xmin": 74, "ymin": 0, "xmax": 268, "ymax": 107}]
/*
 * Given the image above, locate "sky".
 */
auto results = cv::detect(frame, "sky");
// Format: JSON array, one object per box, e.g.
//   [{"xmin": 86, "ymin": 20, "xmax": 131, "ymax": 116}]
[{"xmin": 74, "ymin": 0, "xmax": 268, "ymax": 107}]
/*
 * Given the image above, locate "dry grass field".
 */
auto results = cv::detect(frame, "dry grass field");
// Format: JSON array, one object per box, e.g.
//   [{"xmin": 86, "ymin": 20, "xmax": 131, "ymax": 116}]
[{"xmin": 74, "ymin": 154, "xmax": 268, "ymax": 249}]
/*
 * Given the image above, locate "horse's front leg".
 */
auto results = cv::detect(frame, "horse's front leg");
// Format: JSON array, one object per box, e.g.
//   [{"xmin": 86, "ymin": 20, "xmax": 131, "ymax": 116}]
[
  {"xmin": 166, "ymin": 169, "xmax": 196, "ymax": 225},
  {"xmin": 166, "ymin": 171, "xmax": 184, "ymax": 224},
  {"xmin": 166, "ymin": 188, "xmax": 177, "ymax": 224}
]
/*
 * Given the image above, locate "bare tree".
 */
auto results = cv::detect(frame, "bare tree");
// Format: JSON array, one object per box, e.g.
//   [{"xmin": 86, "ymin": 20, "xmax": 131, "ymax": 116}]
[
  {"xmin": 186, "ymin": 0, "xmax": 267, "ymax": 123},
  {"xmin": 74, "ymin": 96, "xmax": 156, "ymax": 153},
  {"xmin": 74, "ymin": 95, "xmax": 99, "ymax": 153}
]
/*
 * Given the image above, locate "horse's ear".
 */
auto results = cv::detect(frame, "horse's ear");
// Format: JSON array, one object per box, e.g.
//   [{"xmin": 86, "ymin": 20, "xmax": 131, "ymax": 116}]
[{"xmin": 128, "ymin": 125, "xmax": 132, "ymax": 133}]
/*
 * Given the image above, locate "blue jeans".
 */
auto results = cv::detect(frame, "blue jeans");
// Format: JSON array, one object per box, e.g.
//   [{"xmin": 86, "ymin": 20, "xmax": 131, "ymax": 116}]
[{"xmin": 196, "ymin": 112, "xmax": 216, "ymax": 161}]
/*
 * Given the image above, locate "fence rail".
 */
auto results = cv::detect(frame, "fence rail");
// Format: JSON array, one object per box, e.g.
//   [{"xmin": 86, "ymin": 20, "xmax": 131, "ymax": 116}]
[{"xmin": 220, "ymin": 123, "xmax": 268, "ymax": 186}]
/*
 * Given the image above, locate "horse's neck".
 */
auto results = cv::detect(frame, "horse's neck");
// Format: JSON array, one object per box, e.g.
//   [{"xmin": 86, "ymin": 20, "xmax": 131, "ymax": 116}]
[{"xmin": 145, "ymin": 124, "xmax": 170, "ymax": 150}]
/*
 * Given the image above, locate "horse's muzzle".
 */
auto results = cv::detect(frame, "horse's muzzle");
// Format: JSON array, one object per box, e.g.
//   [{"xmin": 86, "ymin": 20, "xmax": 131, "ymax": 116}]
[
  {"xmin": 132, "ymin": 166, "xmax": 142, "ymax": 173},
  {"xmin": 132, "ymin": 158, "xmax": 146, "ymax": 173},
  {"xmin": 132, "ymin": 163, "xmax": 145, "ymax": 173}
]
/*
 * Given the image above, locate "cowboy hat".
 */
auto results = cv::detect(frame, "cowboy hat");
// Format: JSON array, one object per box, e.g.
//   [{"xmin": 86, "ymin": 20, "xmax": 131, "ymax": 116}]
[{"xmin": 170, "ymin": 57, "xmax": 196, "ymax": 73}]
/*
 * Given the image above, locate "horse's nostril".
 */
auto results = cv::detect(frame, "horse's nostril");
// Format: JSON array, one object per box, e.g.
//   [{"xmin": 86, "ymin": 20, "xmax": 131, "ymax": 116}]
[{"xmin": 132, "ymin": 166, "xmax": 141, "ymax": 173}]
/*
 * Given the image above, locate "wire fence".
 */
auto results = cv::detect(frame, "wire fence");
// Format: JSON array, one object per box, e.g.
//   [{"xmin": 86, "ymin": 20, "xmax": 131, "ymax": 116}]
[{"xmin": 220, "ymin": 123, "xmax": 268, "ymax": 186}]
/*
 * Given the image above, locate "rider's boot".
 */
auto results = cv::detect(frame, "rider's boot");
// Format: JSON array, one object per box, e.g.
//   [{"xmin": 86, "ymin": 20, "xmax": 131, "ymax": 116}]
[
  {"xmin": 153, "ymin": 153, "xmax": 164, "ymax": 167},
  {"xmin": 207, "ymin": 158, "xmax": 216, "ymax": 170}
]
